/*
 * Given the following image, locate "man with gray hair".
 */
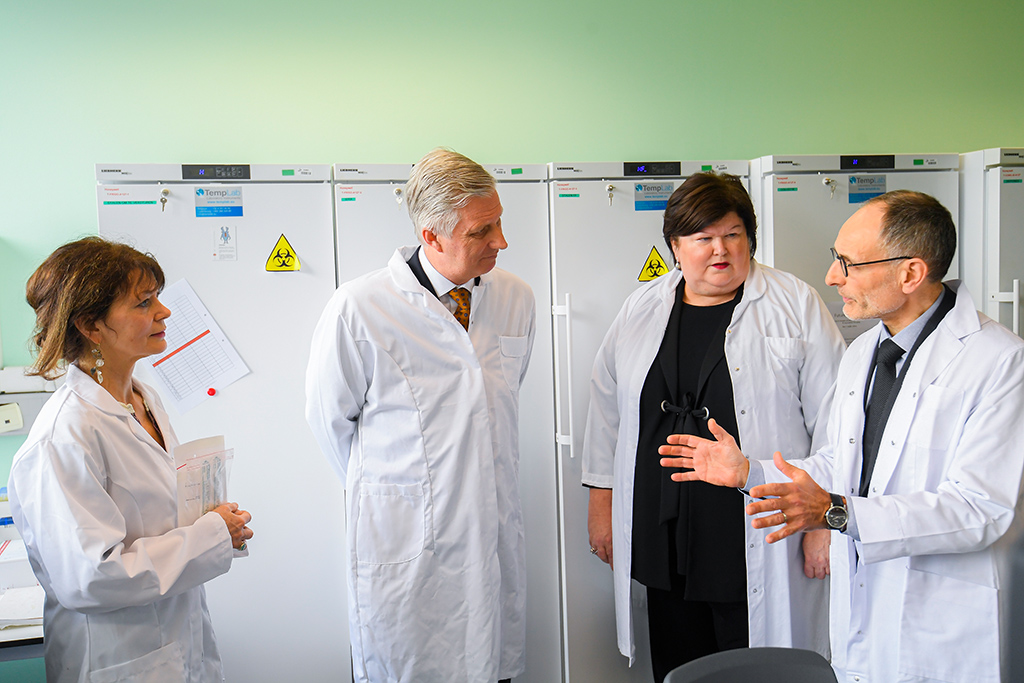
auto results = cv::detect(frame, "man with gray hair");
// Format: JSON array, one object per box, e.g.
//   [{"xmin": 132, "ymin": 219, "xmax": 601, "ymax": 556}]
[
  {"xmin": 306, "ymin": 148, "xmax": 535, "ymax": 683},
  {"xmin": 659, "ymin": 190, "xmax": 1024, "ymax": 682}
]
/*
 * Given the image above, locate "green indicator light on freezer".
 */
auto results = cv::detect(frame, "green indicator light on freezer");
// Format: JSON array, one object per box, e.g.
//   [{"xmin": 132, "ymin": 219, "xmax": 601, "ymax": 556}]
[
  {"xmin": 701, "ymin": 165, "xmax": 712, "ymax": 171},
  {"xmin": 511, "ymin": 168, "xmax": 523, "ymax": 175},
  {"xmin": 1005, "ymin": 179, "xmax": 1023, "ymax": 184},
  {"xmin": 282, "ymin": 169, "xmax": 295, "ymax": 176},
  {"xmin": 559, "ymin": 193, "xmax": 580, "ymax": 198},
  {"xmin": 913, "ymin": 159, "xmax": 924, "ymax": 166},
  {"xmin": 340, "ymin": 197, "xmax": 357, "ymax": 201},
  {"xmin": 103, "ymin": 200, "xmax": 158, "ymax": 205},
  {"xmin": 776, "ymin": 188, "xmax": 798, "ymax": 192}
]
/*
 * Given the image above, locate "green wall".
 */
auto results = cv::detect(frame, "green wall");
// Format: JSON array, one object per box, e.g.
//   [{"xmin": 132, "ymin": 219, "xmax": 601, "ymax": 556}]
[{"xmin": 1, "ymin": 0, "xmax": 1022, "ymax": 677}]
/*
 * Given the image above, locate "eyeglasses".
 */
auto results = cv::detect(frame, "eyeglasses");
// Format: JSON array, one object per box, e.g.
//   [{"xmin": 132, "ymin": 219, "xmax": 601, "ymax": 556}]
[{"xmin": 829, "ymin": 248, "xmax": 912, "ymax": 277}]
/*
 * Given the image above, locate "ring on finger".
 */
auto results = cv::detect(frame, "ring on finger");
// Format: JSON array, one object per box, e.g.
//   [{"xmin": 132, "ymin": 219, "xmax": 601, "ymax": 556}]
[{"xmin": 781, "ymin": 511, "xmax": 788, "ymax": 523}]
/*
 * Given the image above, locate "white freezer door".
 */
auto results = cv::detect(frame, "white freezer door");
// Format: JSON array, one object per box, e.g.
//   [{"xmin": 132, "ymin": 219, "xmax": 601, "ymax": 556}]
[
  {"xmin": 333, "ymin": 178, "xmax": 562, "ymax": 683},
  {"xmin": 335, "ymin": 181, "xmax": 412, "ymax": 284},
  {"xmin": 758, "ymin": 170, "xmax": 960, "ymax": 308},
  {"xmin": 985, "ymin": 166, "xmax": 1024, "ymax": 336},
  {"xmin": 97, "ymin": 180, "xmax": 350, "ymax": 683},
  {"xmin": 550, "ymin": 176, "xmax": 692, "ymax": 683}
]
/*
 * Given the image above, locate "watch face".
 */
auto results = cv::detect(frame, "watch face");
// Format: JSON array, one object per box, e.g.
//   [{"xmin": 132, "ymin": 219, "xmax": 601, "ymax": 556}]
[{"xmin": 826, "ymin": 506, "xmax": 848, "ymax": 530}]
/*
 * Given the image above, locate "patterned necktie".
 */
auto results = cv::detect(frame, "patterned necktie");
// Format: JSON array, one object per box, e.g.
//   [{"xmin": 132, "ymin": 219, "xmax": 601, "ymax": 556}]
[
  {"xmin": 860, "ymin": 338, "xmax": 905, "ymax": 496},
  {"xmin": 450, "ymin": 287, "xmax": 471, "ymax": 330}
]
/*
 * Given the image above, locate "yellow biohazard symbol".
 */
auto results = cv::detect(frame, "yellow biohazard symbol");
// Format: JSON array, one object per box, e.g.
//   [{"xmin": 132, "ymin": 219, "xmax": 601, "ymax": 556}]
[
  {"xmin": 637, "ymin": 246, "xmax": 669, "ymax": 282},
  {"xmin": 266, "ymin": 234, "xmax": 300, "ymax": 272}
]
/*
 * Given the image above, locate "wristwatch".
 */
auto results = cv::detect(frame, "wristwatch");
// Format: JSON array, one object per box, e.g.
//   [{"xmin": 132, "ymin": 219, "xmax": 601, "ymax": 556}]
[{"xmin": 824, "ymin": 493, "xmax": 848, "ymax": 531}]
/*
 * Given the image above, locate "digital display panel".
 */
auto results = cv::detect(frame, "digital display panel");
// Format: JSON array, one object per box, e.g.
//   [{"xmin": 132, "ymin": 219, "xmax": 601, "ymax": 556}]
[
  {"xmin": 840, "ymin": 155, "xmax": 895, "ymax": 171},
  {"xmin": 181, "ymin": 165, "xmax": 251, "ymax": 180},
  {"xmin": 624, "ymin": 162, "xmax": 682, "ymax": 177}
]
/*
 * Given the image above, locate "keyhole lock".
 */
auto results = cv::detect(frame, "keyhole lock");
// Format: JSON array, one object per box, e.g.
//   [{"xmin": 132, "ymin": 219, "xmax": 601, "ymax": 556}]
[{"xmin": 822, "ymin": 176, "xmax": 837, "ymax": 200}]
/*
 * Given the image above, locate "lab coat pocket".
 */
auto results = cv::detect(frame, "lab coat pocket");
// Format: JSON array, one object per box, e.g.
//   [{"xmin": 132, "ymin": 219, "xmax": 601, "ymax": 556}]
[
  {"xmin": 763, "ymin": 337, "xmax": 805, "ymax": 398},
  {"xmin": 88, "ymin": 642, "xmax": 185, "ymax": 683},
  {"xmin": 355, "ymin": 482, "xmax": 426, "ymax": 565},
  {"xmin": 905, "ymin": 384, "xmax": 962, "ymax": 451},
  {"xmin": 899, "ymin": 567, "xmax": 999, "ymax": 682},
  {"xmin": 499, "ymin": 335, "xmax": 530, "ymax": 393}
]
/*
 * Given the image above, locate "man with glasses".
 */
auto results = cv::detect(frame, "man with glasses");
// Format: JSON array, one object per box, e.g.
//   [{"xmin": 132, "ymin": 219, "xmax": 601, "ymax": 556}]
[{"xmin": 660, "ymin": 190, "xmax": 1024, "ymax": 683}]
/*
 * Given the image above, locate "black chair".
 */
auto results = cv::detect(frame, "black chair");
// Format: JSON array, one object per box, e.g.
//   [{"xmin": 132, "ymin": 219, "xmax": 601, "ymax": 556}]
[{"xmin": 663, "ymin": 647, "xmax": 837, "ymax": 683}]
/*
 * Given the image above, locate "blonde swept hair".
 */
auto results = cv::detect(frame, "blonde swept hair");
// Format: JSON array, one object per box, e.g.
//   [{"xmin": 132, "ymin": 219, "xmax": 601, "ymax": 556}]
[{"xmin": 405, "ymin": 148, "xmax": 495, "ymax": 242}]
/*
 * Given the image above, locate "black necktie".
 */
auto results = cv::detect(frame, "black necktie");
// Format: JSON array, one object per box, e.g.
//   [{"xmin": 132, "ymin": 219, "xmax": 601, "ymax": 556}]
[{"xmin": 860, "ymin": 339, "xmax": 905, "ymax": 496}]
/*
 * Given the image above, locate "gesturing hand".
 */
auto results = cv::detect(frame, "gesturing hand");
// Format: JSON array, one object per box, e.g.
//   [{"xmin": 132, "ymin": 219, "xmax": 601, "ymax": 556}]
[
  {"xmin": 658, "ymin": 418, "xmax": 750, "ymax": 488},
  {"xmin": 746, "ymin": 452, "xmax": 831, "ymax": 544}
]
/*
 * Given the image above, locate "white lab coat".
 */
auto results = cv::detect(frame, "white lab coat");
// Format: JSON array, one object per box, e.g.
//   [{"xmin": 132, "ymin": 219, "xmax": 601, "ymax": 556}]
[
  {"xmin": 305, "ymin": 246, "xmax": 536, "ymax": 683},
  {"xmin": 8, "ymin": 364, "xmax": 234, "ymax": 683},
  {"xmin": 582, "ymin": 261, "xmax": 845, "ymax": 664},
  {"xmin": 763, "ymin": 281, "xmax": 1024, "ymax": 683}
]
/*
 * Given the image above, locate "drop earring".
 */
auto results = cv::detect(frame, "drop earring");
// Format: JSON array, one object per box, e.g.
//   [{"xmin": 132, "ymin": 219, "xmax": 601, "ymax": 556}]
[{"xmin": 90, "ymin": 346, "xmax": 105, "ymax": 384}]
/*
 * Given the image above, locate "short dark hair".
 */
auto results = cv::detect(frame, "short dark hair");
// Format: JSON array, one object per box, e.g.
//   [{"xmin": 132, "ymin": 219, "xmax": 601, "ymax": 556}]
[
  {"xmin": 864, "ymin": 190, "xmax": 956, "ymax": 283},
  {"xmin": 26, "ymin": 236, "xmax": 165, "ymax": 379},
  {"xmin": 663, "ymin": 172, "xmax": 756, "ymax": 258}
]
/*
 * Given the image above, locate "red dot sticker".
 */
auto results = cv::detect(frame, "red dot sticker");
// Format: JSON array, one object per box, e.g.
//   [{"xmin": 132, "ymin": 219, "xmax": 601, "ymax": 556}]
[{"xmin": 207, "ymin": 388, "xmax": 216, "ymax": 396}]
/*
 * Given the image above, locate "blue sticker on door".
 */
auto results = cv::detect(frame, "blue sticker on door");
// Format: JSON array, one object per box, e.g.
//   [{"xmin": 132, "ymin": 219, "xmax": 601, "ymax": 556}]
[
  {"xmin": 195, "ymin": 186, "xmax": 244, "ymax": 217},
  {"xmin": 848, "ymin": 175, "xmax": 886, "ymax": 203},
  {"xmin": 634, "ymin": 182, "xmax": 674, "ymax": 211}
]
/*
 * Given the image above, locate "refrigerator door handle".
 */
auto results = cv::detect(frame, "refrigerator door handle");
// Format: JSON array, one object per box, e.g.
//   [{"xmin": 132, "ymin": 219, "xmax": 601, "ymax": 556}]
[
  {"xmin": 552, "ymin": 293, "xmax": 576, "ymax": 458},
  {"xmin": 992, "ymin": 279, "xmax": 1021, "ymax": 336}
]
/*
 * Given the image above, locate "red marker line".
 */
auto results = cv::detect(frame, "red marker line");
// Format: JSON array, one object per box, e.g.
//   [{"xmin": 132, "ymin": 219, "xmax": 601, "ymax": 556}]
[
  {"xmin": 0, "ymin": 539, "xmax": 9, "ymax": 556},
  {"xmin": 153, "ymin": 329, "xmax": 211, "ymax": 367}
]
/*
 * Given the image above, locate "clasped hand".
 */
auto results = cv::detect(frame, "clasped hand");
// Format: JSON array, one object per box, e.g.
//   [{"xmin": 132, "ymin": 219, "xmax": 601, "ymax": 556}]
[
  {"xmin": 657, "ymin": 418, "xmax": 832, "ymax": 543},
  {"xmin": 213, "ymin": 502, "xmax": 254, "ymax": 550}
]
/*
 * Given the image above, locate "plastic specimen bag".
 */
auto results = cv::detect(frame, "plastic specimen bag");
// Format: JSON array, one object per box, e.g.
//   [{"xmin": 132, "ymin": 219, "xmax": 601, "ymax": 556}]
[{"xmin": 174, "ymin": 436, "xmax": 233, "ymax": 528}]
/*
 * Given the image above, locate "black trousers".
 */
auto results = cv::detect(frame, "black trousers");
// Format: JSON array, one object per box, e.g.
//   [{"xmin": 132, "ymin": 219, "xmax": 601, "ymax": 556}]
[{"xmin": 646, "ymin": 574, "xmax": 748, "ymax": 683}]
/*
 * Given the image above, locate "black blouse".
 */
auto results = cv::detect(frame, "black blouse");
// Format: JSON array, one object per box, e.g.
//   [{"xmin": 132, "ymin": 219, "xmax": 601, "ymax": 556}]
[{"xmin": 631, "ymin": 281, "xmax": 747, "ymax": 602}]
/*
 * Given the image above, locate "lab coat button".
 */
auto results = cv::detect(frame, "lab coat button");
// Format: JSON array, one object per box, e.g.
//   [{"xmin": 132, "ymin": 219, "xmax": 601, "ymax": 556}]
[
  {"xmin": 872, "ymin": 487, "xmax": 877, "ymax": 493},
  {"xmin": 749, "ymin": 543, "xmax": 755, "ymax": 548},
  {"xmin": 849, "ymin": 438, "xmax": 855, "ymax": 444},
  {"xmin": 751, "ymin": 588, "xmax": 757, "ymax": 593},
  {"xmin": 740, "ymin": 409, "xmax": 746, "ymax": 415}
]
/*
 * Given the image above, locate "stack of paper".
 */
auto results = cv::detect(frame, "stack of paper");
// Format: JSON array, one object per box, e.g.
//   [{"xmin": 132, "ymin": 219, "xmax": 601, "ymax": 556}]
[{"xmin": 0, "ymin": 585, "xmax": 44, "ymax": 628}]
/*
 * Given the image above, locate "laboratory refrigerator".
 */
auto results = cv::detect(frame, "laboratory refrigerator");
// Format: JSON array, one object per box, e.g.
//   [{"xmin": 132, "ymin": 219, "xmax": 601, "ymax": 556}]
[
  {"xmin": 548, "ymin": 160, "xmax": 749, "ymax": 683},
  {"xmin": 749, "ymin": 153, "xmax": 960, "ymax": 343},
  {"xmin": 96, "ymin": 164, "xmax": 350, "ymax": 682},
  {"xmin": 960, "ymin": 148, "xmax": 1024, "ymax": 337}
]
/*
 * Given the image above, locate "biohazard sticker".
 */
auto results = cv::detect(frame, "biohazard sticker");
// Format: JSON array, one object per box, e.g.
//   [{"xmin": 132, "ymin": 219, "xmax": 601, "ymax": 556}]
[
  {"xmin": 638, "ymin": 246, "xmax": 670, "ymax": 282},
  {"xmin": 265, "ymin": 234, "xmax": 300, "ymax": 272}
]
